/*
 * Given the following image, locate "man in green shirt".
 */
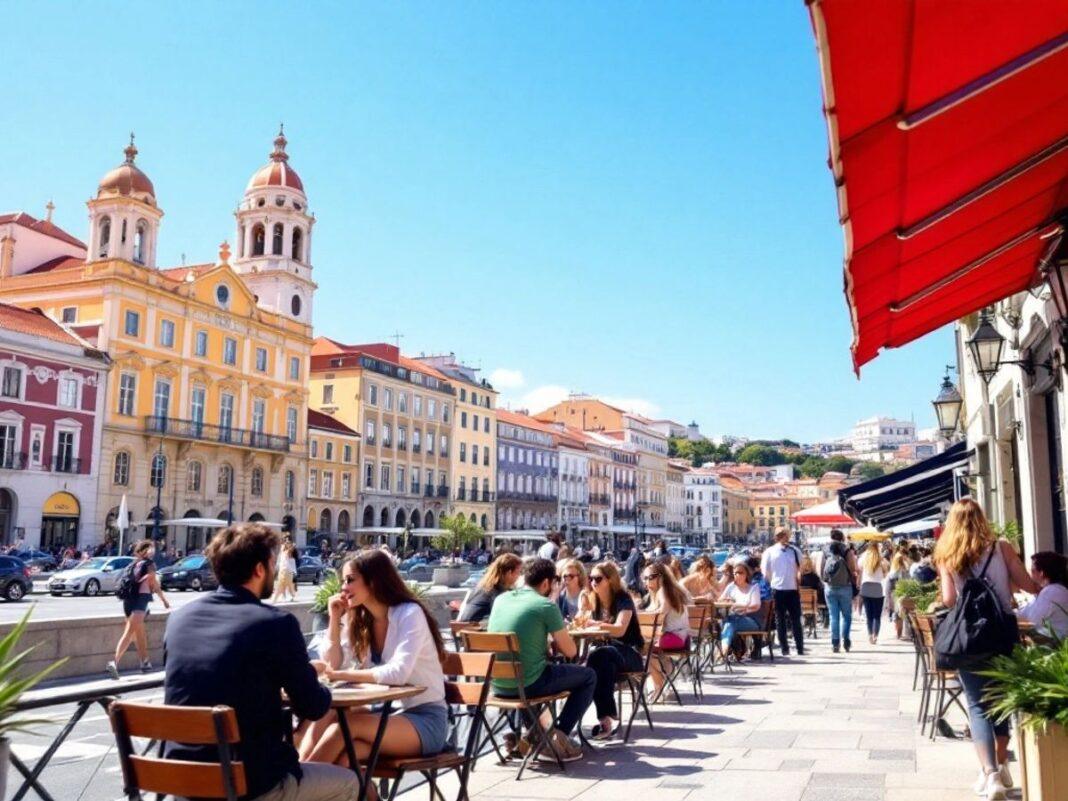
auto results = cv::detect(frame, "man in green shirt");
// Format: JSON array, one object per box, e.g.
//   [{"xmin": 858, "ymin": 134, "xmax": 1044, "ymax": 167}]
[{"xmin": 487, "ymin": 558, "xmax": 595, "ymax": 759}]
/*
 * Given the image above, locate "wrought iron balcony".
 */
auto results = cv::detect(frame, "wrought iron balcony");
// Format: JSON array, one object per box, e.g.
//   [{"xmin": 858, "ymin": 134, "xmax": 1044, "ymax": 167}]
[
  {"xmin": 456, "ymin": 488, "xmax": 467, "ymax": 501},
  {"xmin": 424, "ymin": 485, "xmax": 434, "ymax": 497},
  {"xmin": 145, "ymin": 416, "xmax": 290, "ymax": 453},
  {"xmin": 0, "ymin": 452, "xmax": 27, "ymax": 471},
  {"xmin": 53, "ymin": 455, "xmax": 82, "ymax": 473},
  {"xmin": 412, "ymin": 444, "xmax": 422, "ymax": 454},
  {"xmin": 437, "ymin": 485, "xmax": 449, "ymax": 498}
]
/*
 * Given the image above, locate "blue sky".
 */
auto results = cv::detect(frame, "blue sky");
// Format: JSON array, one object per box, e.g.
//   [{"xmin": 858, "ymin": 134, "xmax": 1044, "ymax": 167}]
[{"xmin": 2, "ymin": 2, "xmax": 953, "ymax": 441}]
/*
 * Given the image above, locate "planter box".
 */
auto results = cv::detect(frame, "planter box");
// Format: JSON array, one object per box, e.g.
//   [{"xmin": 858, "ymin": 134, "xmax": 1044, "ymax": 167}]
[
  {"xmin": 1019, "ymin": 719, "xmax": 1068, "ymax": 801},
  {"xmin": 432, "ymin": 565, "xmax": 469, "ymax": 588}
]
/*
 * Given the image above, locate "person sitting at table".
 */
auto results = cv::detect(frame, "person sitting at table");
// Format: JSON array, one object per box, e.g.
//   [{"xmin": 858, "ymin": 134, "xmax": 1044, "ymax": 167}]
[
  {"xmin": 717, "ymin": 562, "xmax": 762, "ymax": 658},
  {"xmin": 556, "ymin": 558, "xmax": 590, "ymax": 621},
  {"xmin": 642, "ymin": 561, "xmax": 691, "ymax": 701},
  {"xmin": 680, "ymin": 555, "xmax": 720, "ymax": 600},
  {"xmin": 586, "ymin": 561, "xmax": 645, "ymax": 740},
  {"xmin": 488, "ymin": 558, "xmax": 595, "ymax": 762},
  {"xmin": 1017, "ymin": 551, "xmax": 1068, "ymax": 640},
  {"xmin": 299, "ymin": 550, "xmax": 448, "ymax": 784},
  {"xmin": 164, "ymin": 523, "xmax": 357, "ymax": 801},
  {"xmin": 457, "ymin": 552, "xmax": 522, "ymax": 623}
]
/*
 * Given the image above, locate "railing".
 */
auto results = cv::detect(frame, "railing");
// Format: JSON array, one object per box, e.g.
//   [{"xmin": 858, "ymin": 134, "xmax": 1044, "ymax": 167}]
[
  {"xmin": 481, "ymin": 491, "xmax": 495, "ymax": 502},
  {"xmin": 145, "ymin": 416, "xmax": 290, "ymax": 453},
  {"xmin": 0, "ymin": 452, "xmax": 27, "ymax": 470},
  {"xmin": 436, "ymin": 485, "xmax": 449, "ymax": 498},
  {"xmin": 366, "ymin": 437, "xmax": 376, "ymax": 446},
  {"xmin": 412, "ymin": 444, "xmax": 421, "ymax": 454},
  {"xmin": 53, "ymin": 456, "xmax": 82, "ymax": 474},
  {"xmin": 411, "ymin": 482, "xmax": 420, "ymax": 495},
  {"xmin": 456, "ymin": 488, "xmax": 467, "ymax": 501},
  {"xmin": 424, "ymin": 485, "xmax": 434, "ymax": 497},
  {"xmin": 397, "ymin": 443, "xmax": 407, "ymax": 451}
]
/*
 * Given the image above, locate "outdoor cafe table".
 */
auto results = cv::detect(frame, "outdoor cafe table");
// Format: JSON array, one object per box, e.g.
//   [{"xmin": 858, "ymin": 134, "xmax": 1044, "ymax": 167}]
[{"xmin": 296, "ymin": 683, "xmax": 424, "ymax": 801}]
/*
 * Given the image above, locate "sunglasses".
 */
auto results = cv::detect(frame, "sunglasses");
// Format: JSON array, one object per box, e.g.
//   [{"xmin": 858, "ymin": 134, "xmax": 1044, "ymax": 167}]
[
  {"xmin": 562, "ymin": 573, "xmax": 579, "ymax": 580},
  {"xmin": 589, "ymin": 575, "xmax": 605, "ymax": 585}
]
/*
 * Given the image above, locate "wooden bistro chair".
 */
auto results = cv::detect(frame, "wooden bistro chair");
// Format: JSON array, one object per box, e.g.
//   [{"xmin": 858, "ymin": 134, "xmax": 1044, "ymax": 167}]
[
  {"xmin": 374, "ymin": 651, "xmax": 495, "ymax": 801},
  {"xmin": 651, "ymin": 605, "xmax": 707, "ymax": 705},
  {"xmin": 617, "ymin": 612, "xmax": 662, "ymax": 743},
  {"xmin": 695, "ymin": 600, "xmax": 734, "ymax": 675},
  {"xmin": 735, "ymin": 598, "xmax": 777, "ymax": 661},
  {"xmin": 461, "ymin": 630, "xmax": 571, "ymax": 780},
  {"xmin": 109, "ymin": 701, "xmax": 246, "ymax": 801},
  {"xmin": 799, "ymin": 589, "xmax": 820, "ymax": 639},
  {"xmin": 913, "ymin": 614, "xmax": 966, "ymax": 740},
  {"xmin": 448, "ymin": 620, "xmax": 482, "ymax": 652}
]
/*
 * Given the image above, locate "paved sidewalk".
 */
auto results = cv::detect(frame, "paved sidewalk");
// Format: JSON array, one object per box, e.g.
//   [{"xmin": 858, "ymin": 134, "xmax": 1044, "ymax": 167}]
[{"xmin": 436, "ymin": 629, "xmax": 1004, "ymax": 801}]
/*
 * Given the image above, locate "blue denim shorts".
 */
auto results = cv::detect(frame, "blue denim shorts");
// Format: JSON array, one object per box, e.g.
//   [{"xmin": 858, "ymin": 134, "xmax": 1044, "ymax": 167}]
[{"xmin": 399, "ymin": 703, "xmax": 449, "ymax": 756}]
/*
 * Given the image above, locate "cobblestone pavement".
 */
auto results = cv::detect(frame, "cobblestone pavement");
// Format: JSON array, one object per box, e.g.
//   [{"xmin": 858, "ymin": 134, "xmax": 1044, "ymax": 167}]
[{"xmin": 433, "ymin": 629, "xmax": 1009, "ymax": 801}]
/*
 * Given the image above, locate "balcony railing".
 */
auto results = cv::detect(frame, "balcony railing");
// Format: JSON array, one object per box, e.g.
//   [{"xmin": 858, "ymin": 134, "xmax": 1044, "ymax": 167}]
[
  {"xmin": 397, "ymin": 443, "xmax": 407, "ymax": 451},
  {"xmin": 382, "ymin": 440, "xmax": 392, "ymax": 449},
  {"xmin": 53, "ymin": 455, "xmax": 82, "ymax": 474},
  {"xmin": 145, "ymin": 416, "xmax": 290, "ymax": 453},
  {"xmin": 456, "ymin": 488, "xmax": 467, "ymax": 501},
  {"xmin": 481, "ymin": 491, "xmax": 495, "ymax": 502},
  {"xmin": 0, "ymin": 452, "xmax": 27, "ymax": 471},
  {"xmin": 410, "ymin": 482, "xmax": 420, "ymax": 495},
  {"xmin": 437, "ymin": 485, "xmax": 449, "ymax": 498},
  {"xmin": 366, "ymin": 437, "xmax": 376, "ymax": 446},
  {"xmin": 424, "ymin": 485, "xmax": 434, "ymax": 497},
  {"xmin": 412, "ymin": 444, "xmax": 422, "ymax": 454}
]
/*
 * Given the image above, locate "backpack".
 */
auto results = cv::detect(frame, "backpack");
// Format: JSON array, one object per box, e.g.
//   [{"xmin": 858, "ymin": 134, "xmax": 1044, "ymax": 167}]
[
  {"xmin": 115, "ymin": 560, "xmax": 144, "ymax": 601},
  {"xmin": 934, "ymin": 546, "xmax": 1018, "ymax": 670},
  {"xmin": 822, "ymin": 550, "xmax": 850, "ymax": 588}
]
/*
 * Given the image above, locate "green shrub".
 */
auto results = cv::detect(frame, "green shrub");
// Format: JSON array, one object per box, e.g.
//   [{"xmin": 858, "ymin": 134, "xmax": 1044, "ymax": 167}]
[{"xmin": 982, "ymin": 637, "xmax": 1068, "ymax": 731}]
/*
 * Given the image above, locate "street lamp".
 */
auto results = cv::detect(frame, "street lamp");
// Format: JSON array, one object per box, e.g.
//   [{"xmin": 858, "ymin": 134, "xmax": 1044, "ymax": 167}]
[
  {"xmin": 967, "ymin": 310, "xmax": 1005, "ymax": 385},
  {"xmin": 932, "ymin": 368, "xmax": 963, "ymax": 440}
]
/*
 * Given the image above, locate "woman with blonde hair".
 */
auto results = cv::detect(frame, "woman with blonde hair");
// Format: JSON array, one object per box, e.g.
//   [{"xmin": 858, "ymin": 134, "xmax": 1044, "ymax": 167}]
[
  {"xmin": 859, "ymin": 544, "xmax": 888, "ymax": 644},
  {"xmin": 457, "ymin": 552, "xmax": 522, "ymax": 623},
  {"xmin": 586, "ymin": 561, "xmax": 644, "ymax": 739},
  {"xmin": 934, "ymin": 499, "xmax": 1037, "ymax": 800},
  {"xmin": 271, "ymin": 540, "xmax": 298, "ymax": 603},
  {"xmin": 886, "ymin": 550, "xmax": 911, "ymax": 639},
  {"xmin": 681, "ymin": 555, "xmax": 720, "ymax": 600},
  {"xmin": 555, "ymin": 558, "xmax": 589, "ymax": 621}
]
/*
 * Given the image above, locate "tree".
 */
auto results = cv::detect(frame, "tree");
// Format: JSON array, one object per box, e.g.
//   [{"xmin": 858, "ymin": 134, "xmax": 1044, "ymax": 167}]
[
  {"xmin": 735, "ymin": 444, "xmax": 786, "ymax": 466},
  {"xmin": 799, "ymin": 456, "xmax": 829, "ymax": 478},
  {"xmin": 669, "ymin": 437, "xmax": 733, "ymax": 467},
  {"xmin": 854, "ymin": 462, "xmax": 886, "ymax": 480},
  {"xmin": 823, "ymin": 455, "xmax": 857, "ymax": 475},
  {"xmin": 432, "ymin": 514, "xmax": 484, "ymax": 557}
]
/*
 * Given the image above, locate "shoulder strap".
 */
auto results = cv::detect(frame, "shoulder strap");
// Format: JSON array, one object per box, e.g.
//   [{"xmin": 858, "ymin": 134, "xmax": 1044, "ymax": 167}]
[{"xmin": 973, "ymin": 545, "xmax": 997, "ymax": 580}]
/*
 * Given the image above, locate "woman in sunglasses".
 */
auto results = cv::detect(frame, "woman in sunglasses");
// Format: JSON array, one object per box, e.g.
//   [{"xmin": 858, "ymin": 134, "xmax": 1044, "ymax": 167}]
[
  {"xmin": 556, "ymin": 558, "xmax": 590, "ymax": 621},
  {"xmin": 642, "ymin": 561, "xmax": 691, "ymax": 701},
  {"xmin": 717, "ymin": 561, "xmax": 762, "ymax": 656},
  {"xmin": 585, "ymin": 561, "xmax": 644, "ymax": 739}
]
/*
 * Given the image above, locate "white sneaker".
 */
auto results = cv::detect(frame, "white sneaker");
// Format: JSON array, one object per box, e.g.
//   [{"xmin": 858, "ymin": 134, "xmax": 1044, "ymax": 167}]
[
  {"xmin": 105, "ymin": 660, "xmax": 120, "ymax": 680},
  {"xmin": 997, "ymin": 763, "xmax": 1013, "ymax": 789},
  {"xmin": 983, "ymin": 771, "xmax": 1007, "ymax": 800},
  {"xmin": 973, "ymin": 770, "xmax": 986, "ymax": 795}
]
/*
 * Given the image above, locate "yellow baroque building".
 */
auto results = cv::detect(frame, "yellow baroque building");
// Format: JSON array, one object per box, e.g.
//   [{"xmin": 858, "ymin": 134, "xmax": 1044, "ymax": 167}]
[{"xmin": 0, "ymin": 134, "xmax": 316, "ymax": 550}]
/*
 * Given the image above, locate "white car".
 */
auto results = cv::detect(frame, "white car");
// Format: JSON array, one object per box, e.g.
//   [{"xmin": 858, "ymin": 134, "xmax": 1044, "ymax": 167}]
[{"xmin": 48, "ymin": 556, "xmax": 135, "ymax": 597}]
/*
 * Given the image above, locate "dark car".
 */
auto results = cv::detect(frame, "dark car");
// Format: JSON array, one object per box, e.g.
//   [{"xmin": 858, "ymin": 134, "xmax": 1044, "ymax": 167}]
[
  {"xmin": 295, "ymin": 556, "xmax": 326, "ymax": 585},
  {"xmin": 14, "ymin": 550, "xmax": 58, "ymax": 573},
  {"xmin": 158, "ymin": 555, "xmax": 218, "ymax": 592},
  {"xmin": 0, "ymin": 557, "xmax": 33, "ymax": 601}
]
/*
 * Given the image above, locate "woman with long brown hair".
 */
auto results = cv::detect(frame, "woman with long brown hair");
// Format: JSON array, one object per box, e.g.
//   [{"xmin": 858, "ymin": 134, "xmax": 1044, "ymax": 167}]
[
  {"xmin": 585, "ymin": 561, "xmax": 644, "ymax": 740},
  {"xmin": 300, "ymin": 550, "xmax": 448, "ymax": 777},
  {"xmin": 457, "ymin": 552, "xmax": 521, "ymax": 623},
  {"xmin": 641, "ymin": 561, "xmax": 691, "ymax": 700},
  {"xmin": 934, "ymin": 499, "xmax": 1037, "ymax": 800},
  {"xmin": 681, "ymin": 555, "xmax": 720, "ymax": 600}
]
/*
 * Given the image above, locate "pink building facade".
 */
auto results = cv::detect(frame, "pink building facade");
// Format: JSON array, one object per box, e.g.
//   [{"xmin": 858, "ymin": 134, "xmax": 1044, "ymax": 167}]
[{"xmin": 0, "ymin": 303, "xmax": 108, "ymax": 549}]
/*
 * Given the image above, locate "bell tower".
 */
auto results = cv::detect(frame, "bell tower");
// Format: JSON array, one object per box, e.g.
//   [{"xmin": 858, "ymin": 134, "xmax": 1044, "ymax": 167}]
[{"xmin": 87, "ymin": 135, "xmax": 163, "ymax": 267}]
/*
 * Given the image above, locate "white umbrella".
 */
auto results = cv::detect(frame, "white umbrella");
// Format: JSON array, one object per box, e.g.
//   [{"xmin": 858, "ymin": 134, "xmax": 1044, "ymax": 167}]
[{"xmin": 117, "ymin": 494, "xmax": 129, "ymax": 555}]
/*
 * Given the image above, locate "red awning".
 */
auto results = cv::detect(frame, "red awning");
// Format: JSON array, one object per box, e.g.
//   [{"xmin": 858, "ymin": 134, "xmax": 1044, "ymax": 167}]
[{"xmin": 807, "ymin": 1, "xmax": 1068, "ymax": 372}]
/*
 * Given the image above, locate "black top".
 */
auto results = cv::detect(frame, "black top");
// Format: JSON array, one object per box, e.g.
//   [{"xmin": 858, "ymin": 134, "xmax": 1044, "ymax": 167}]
[
  {"xmin": 596, "ymin": 591, "xmax": 643, "ymax": 649},
  {"xmin": 457, "ymin": 587, "xmax": 499, "ymax": 623},
  {"xmin": 163, "ymin": 586, "xmax": 331, "ymax": 800}
]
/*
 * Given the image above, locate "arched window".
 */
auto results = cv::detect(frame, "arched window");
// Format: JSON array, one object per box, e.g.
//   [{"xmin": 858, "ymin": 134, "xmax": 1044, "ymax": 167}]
[
  {"xmin": 150, "ymin": 453, "xmax": 167, "ymax": 488},
  {"xmin": 284, "ymin": 470, "xmax": 295, "ymax": 501},
  {"xmin": 272, "ymin": 223, "xmax": 284, "ymax": 255},
  {"xmin": 424, "ymin": 511, "xmax": 435, "ymax": 529},
  {"xmin": 320, "ymin": 508, "xmax": 332, "ymax": 533},
  {"xmin": 363, "ymin": 505, "xmax": 375, "ymax": 527},
  {"xmin": 410, "ymin": 509, "xmax": 422, "ymax": 529},
  {"xmin": 380, "ymin": 508, "xmax": 389, "ymax": 527},
  {"xmin": 291, "ymin": 227, "xmax": 303, "ymax": 261},
  {"xmin": 469, "ymin": 513, "xmax": 476, "ymax": 524},
  {"xmin": 338, "ymin": 510, "xmax": 350, "ymax": 533},
  {"xmin": 251, "ymin": 467, "xmax": 264, "ymax": 497},
  {"xmin": 395, "ymin": 509, "xmax": 406, "ymax": 528},
  {"xmin": 98, "ymin": 217, "xmax": 111, "ymax": 258},
  {"xmin": 113, "ymin": 451, "xmax": 130, "ymax": 485},
  {"xmin": 133, "ymin": 221, "xmax": 147, "ymax": 264},
  {"xmin": 217, "ymin": 464, "xmax": 232, "ymax": 495},
  {"xmin": 252, "ymin": 224, "xmax": 265, "ymax": 256},
  {"xmin": 186, "ymin": 461, "xmax": 202, "ymax": 493},
  {"xmin": 481, "ymin": 514, "xmax": 488, "ymax": 530}
]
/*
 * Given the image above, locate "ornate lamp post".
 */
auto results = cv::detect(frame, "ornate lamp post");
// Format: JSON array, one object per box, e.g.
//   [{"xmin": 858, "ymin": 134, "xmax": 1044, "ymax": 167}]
[{"xmin": 932, "ymin": 368, "xmax": 964, "ymax": 440}]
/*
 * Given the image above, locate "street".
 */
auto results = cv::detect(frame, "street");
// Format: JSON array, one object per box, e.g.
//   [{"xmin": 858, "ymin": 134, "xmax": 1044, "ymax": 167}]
[{"xmin": 1, "ymin": 582, "xmax": 319, "ymax": 625}]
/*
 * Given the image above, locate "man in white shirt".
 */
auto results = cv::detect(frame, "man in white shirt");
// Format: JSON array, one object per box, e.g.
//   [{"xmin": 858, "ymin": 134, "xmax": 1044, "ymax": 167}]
[{"xmin": 761, "ymin": 527, "xmax": 805, "ymax": 656}]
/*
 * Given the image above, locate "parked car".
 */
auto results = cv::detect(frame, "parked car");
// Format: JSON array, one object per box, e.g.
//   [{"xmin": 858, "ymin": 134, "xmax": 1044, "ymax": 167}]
[
  {"xmin": 48, "ymin": 556, "xmax": 134, "ymax": 596},
  {"xmin": 158, "ymin": 555, "xmax": 218, "ymax": 592},
  {"xmin": 14, "ymin": 550, "xmax": 58, "ymax": 573},
  {"xmin": 295, "ymin": 556, "xmax": 326, "ymax": 584},
  {"xmin": 0, "ymin": 556, "xmax": 32, "ymax": 601}
]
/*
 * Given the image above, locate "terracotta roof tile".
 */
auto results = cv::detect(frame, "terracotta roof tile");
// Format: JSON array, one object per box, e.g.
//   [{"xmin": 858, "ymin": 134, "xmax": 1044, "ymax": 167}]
[
  {"xmin": 0, "ymin": 212, "xmax": 86, "ymax": 249},
  {"xmin": 24, "ymin": 256, "xmax": 84, "ymax": 274},
  {"xmin": 307, "ymin": 409, "xmax": 359, "ymax": 437},
  {"xmin": 0, "ymin": 302, "xmax": 98, "ymax": 351}
]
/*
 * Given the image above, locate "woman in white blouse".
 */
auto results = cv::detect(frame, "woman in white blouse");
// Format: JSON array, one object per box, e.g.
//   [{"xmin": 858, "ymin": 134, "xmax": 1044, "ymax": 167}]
[
  {"xmin": 717, "ymin": 561, "xmax": 762, "ymax": 653},
  {"xmin": 300, "ymin": 550, "xmax": 448, "ymax": 775}
]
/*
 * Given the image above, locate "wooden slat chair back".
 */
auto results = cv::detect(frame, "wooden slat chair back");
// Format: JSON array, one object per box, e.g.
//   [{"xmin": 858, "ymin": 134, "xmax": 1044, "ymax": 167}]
[
  {"xmin": 614, "ymin": 612, "xmax": 662, "ymax": 743},
  {"xmin": 449, "ymin": 620, "xmax": 483, "ymax": 652},
  {"xmin": 109, "ymin": 701, "xmax": 246, "ymax": 801},
  {"xmin": 799, "ymin": 588, "xmax": 820, "ymax": 638}
]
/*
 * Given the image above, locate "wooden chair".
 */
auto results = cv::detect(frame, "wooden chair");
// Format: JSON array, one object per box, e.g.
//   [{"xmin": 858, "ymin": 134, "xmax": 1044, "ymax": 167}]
[
  {"xmin": 652, "ymin": 605, "xmax": 707, "ymax": 704},
  {"xmin": 449, "ymin": 620, "xmax": 483, "ymax": 651},
  {"xmin": 109, "ymin": 701, "xmax": 246, "ymax": 801},
  {"xmin": 374, "ymin": 651, "xmax": 495, "ymax": 801},
  {"xmin": 736, "ymin": 599, "xmax": 777, "ymax": 661},
  {"xmin": 799, "ymin": 588, "xmax": 820, "ymax": 639},
  {"xmin": 618, "ymin": 613, "xmax": 662, "ymax": 742},
  {"xmin": 461, "ymin": 630, "xmax": 570, "ymax": 780},
  {"xmin": 912, "ymin": 614, "xmax": 966, "ymax": 740},
  {"xmin": 693, "ymin": 600, "xmax": 734, "ymax": 675}
]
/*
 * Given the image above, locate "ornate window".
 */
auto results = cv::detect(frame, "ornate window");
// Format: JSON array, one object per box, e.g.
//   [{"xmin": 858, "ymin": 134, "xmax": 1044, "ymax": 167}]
[
  {"xmin": 252, "ymin": 224, "xmax": 265, "ymax": 256},
  {"xmin": 285, "ymin": 470, "xmax": 295, "ymax": 501},
  {"xmin": 251, "ymin": 467, "xmax": 264, "ymax": 497},
  {"xmin": 187, "ymin": 461, "xmax": 202, "ymax": 493},
  {"xmin": 113, "ymin": 451, "xmax": 130, "ymax": 486},
  {"xmin": 272, "ymin": 223, "xmax": 284, "ymax": 255},
  {"xmin": 217, "ymin": 464, "xmax": 232, "ymax": 495},
  {"xmin": 98, "ymin": 217, "xmax": 111, "ymax": 258},
  {"xmin": 150, "ymin": 453, "xmax": 167, "ymax": 488}
]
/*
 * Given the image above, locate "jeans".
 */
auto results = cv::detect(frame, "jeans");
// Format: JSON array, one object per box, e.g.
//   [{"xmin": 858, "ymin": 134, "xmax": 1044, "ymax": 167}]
[
  {"xmin": 494, "ymin": 662, "xmax": 595, "ymax": 736},
  {"xmin": 250, "ymin": 763, "xmax": 358, "ymax": 801},
  {"xmin": 958, "ymin": 667, "xmax": 1010, "ymax": 768},
  {"xmin": 720, "ymin": 613, "xmax": 760, "ymax": 647},
  {"xmin": 862, "ymin": 596, "xmax": 884, "ymax": 637},
  {"xmin": 824, "ymin": 585, "xmax": 853, "ymax": 644},
  {"xmin": 773, "ymin": 589, "xmax": 804, "ymax": 653},
  {"xmin": 587, "ymin": 643, "xmax": 643, "ymax": 719}
]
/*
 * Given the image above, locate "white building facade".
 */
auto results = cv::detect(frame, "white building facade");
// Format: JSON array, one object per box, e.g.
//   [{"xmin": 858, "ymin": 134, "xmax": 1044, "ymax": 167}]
[
  {"xmin": 849, "ymin": 416, "xmax": 917, "ymax": 461},
  {"xmin": 684, "ymin": 468, "xmax": 722, "ymax": 546},
  {"xmin": 557, "ymin": 445, "xmax": 590, "ymax": 535}
]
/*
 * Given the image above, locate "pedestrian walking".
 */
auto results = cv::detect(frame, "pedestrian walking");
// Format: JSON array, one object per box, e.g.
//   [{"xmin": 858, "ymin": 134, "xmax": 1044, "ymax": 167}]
[
  {"xmin": 934, "ymin": 499, "xmax": 1038, "ymax": 800},
  {"xmin": 271, "ymin": 540, "xmax": 298, "ymax": 603},
  {"xmin": 108, "ymin": 539, "xmax": 170, "ymax": 678},
  {"xmin": 760, "ymin": 527, "xmax": 805, "ymax": 656},
  {"xmin": 821, "ymin": 529, "xmax": 858, "ymax": 653},
  {"xmin": 885, "ymin": 550, "xmax": 911, "ymax": 639},
  {"xmin": 859, "ymin": 543, "xmax": 887, "ymax": 644}
]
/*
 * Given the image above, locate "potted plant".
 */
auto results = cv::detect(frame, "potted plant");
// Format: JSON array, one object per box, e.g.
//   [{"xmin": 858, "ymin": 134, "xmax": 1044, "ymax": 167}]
[
  {"xmin": 893, "ymin": 578, "xmax": 940, "ymax": 613},
  {"xmin": 0, "ymin": 612, "xmax": 67, "ymax": 798},
  {"xmin": 310, "ymin": 572, "xmax": 340, "ymax": 632},
  {"xmin": 431, "ymin": 515, "xmax": 481, "ymax": 587},
  {"xmin": 982, "ymin": 637, "xmax": 1068, "ymax": 800}
]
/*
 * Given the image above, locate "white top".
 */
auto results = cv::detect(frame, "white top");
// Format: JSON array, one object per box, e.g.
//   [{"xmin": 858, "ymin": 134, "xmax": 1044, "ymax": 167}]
[
  {"xmin": 761, "ymin": 543, "xmax": 801, "ymax": 590},
  {"xmin": 538, "ymin": 542, "xmax": 558, "ymax": 560},
  {"xmin": 649, "ymin": 590, "xmax": 692, "ymax": 637},
  {"xmin": 313, "ymin": 602, "xmax": 446, "ymax": 710},
  {"xmin": 949, "ymin": 541, "xmax": 1014, "ymax": 611},
  {"xmin": 1017, "ymin": 583, "xmax": 1068, "ymax": 639},
  {"xmin": 861, "ymin": 564, "xmax": 886, "ymax": 585},
  {"xmin": 722, "ymin": 582, "xmax": 761, "ymax": 612}
]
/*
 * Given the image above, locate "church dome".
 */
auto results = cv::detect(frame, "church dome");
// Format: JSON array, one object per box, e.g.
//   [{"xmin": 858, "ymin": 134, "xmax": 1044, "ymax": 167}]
[
  {"xmin": 246, "ymin": 127, "xmax": 304, "ymax": 194},
  {"xmin": 97, "ymin": 136, "xmax": 156, "ymax": 205}
]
